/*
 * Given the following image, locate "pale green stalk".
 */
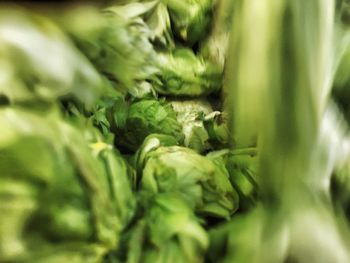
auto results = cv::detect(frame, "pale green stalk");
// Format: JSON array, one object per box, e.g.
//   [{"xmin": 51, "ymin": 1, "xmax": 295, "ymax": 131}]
[{"xmin": 225, "ymin": 0, "xmax": 350, "ymax": 262}]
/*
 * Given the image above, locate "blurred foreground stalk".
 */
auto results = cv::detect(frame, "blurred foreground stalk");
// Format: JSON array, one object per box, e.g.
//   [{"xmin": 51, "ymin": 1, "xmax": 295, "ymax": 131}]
[{"xmin": 225, "ymin": 0, "xmax": 350, "ymax": 262}]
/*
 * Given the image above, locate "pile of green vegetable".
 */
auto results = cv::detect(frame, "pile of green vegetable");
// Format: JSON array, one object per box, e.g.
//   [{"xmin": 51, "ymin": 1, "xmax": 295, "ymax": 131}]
[{"xmin": 2, "ymin": 0, "xmax": 350, "ymax": 262}]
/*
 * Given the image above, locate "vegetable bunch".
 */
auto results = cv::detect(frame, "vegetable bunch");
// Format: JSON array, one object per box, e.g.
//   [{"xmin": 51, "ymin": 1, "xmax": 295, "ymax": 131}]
[{"xmin": 2, "ymin": 0, "xmax": 350, "ymax": 262}]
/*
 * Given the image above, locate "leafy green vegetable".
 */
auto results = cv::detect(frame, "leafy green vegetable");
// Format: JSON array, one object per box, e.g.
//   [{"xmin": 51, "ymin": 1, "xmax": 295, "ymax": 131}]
[
  {"xmin": 166, "ymin": 0, "xmax": 214, "ymax": 45},
  {"xmin": 0, "ymin": 10, "xmax": 104, "ymax": 108},
  {"xmin": 94, "ymin": 144, "xmax": 137, "ymax": 229},
  {"xmin": 137, "ymin": 141, "xmax": 238, "ymax": 218},
  {"xmin": 169, "ymin": 99, "xmax": 230, "ymax": 152},
  {"xmin": 0, "ymin": 107, "xmax": 135, "ymax": 261},
  {"xmin": 117, "ymin": 193, "xmax": 208, "ymax": 263},
  {"xmin": 107, "ymin": 0, "xmax": 213, "ymax": 47},
  {"xmin": 169, "ymin": 99, "xmax": 212, "ymax": 152},
  {"xmin": 134, "ymin": 133, "xmax": 179, "ymax": 174},
  {"xmin": 153, "ymin": 48, "xmax": 222, "ymax": 96},
  {"xmin": 207, "ymin": 148, "xmax": 258, "ymax": 210},
  {"xmin": 108, "ymin": 1, "xmax": 174, "ymax": 48},
  {"xmin": 61, "ymin": 6, "xmax": 158, "ymax": 97},
  {"xmin": 199, "ymin": 0, "xmax": 234, "ymax": 70},
  {"xmin": 113, "ymin": 99, "xmax": 184, "ymax": 151}
]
